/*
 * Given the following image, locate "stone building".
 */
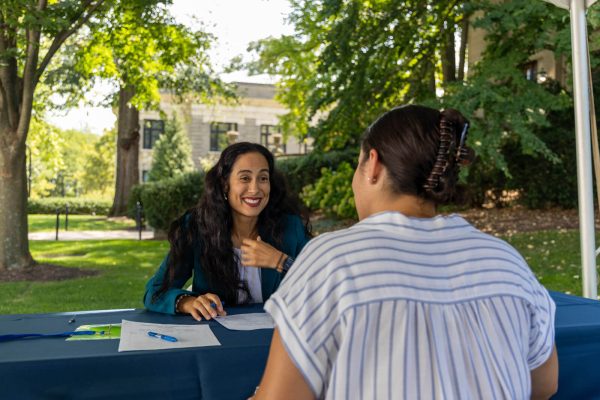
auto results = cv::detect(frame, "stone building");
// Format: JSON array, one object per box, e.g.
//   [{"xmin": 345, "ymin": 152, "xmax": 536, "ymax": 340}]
[{"xmin": 138, "ymin": 82, "xmax": 311, "ymax": 182}]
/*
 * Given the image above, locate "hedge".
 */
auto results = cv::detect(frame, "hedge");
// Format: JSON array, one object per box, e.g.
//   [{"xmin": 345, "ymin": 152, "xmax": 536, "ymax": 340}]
[
  {"xmin": 28, "ymin": 197, "xmax": 112, "ymax": 215},
  {"xmin": 128, "ymin": 171, "xmax": 204, "ymax": 233},
  {"xmin": 276, "ymin": 148, "xmax": 358, "ymax": 197}
]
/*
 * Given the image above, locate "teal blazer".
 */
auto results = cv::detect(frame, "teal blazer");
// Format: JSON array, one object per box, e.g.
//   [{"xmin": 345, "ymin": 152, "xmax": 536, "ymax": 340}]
[{"xmin": 143, "ymin": 214, "xmax": 310, "ymax": 314}]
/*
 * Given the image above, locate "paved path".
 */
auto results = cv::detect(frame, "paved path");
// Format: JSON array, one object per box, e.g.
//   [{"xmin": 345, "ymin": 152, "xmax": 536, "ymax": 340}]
[{"xmin": 28, "ymin": 230, "xmax": 155, "ymax": 241}]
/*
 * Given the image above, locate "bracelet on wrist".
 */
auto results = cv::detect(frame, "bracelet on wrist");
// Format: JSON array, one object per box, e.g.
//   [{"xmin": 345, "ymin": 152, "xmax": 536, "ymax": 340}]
[
  {"xmin": 275, "ymin": 252, "xmax": 286, "ymax": 273},
  {"xmin": 175, "ymin": 294, "xmax": 193, "ymax": 314}
]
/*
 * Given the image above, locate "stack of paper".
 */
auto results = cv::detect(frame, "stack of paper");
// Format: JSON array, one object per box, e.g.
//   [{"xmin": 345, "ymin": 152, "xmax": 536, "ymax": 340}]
[{"xmin": 214, "ymin": 313, "xmax": 274, "ymax": 330}]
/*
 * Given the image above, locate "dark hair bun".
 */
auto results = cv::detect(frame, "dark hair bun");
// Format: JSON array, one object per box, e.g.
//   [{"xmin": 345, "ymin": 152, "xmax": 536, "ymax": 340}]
[{"xmin": 360, "ymin": 105, "xmax": 474, "ymax": 206}]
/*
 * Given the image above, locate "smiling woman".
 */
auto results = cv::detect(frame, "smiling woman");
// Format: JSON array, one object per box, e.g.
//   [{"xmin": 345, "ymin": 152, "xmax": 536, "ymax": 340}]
[{"xmin": 143, "ymin": 142, "xmax": 312, "ymax": 320}]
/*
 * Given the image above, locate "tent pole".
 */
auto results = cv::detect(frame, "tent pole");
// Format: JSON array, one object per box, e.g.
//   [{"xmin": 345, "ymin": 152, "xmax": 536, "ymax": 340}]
[{"xmin": 570, "ymin": 0, "xmax": 597, "ymax": 299}]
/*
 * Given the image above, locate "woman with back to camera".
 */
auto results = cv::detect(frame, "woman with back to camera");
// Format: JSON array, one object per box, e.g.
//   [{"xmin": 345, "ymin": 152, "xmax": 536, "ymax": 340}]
[
  {"xmin": 144, "ymin": 142, "xmax": 311, "ymax": 320},
  {"xmin": 252, "ymin": 105, "xmax": 558, "ymax": 399}
]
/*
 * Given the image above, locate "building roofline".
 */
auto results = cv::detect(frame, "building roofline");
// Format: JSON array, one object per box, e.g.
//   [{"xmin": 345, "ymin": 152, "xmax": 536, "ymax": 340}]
[{"xmin": 232, "ymin": 81, "xmax": 276, "ymax": 88}]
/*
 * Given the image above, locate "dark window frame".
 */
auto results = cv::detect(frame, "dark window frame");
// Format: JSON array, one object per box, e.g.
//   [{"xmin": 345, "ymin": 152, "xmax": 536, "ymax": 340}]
[
  {"xmin": 143, "ymin": 119, "xmax": 165, "ymax": 149},
  {"xmin": 522, "ymin": 60, "xmax": 538, "ymax": 82},
  {"xmin": 210, "ymin": 122, "xmax": 238, "ymax": 151},
  {"xmin": 260, "ymin": 124, "xmax": 286, "ymax": 153}
]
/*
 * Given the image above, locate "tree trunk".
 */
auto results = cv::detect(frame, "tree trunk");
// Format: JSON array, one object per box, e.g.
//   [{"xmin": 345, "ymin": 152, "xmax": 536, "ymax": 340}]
[
  {"xmin": 442, "ymin": 20, "xmax": 457, "ymax": 84},
  {"xmin": 0, "ymin": 0, "xmax": 107, "ymax": 271},
  {"xmin": 427, "ymin": 60, "xmax": 436, "ymax": 96},
  {"xmin": 458, "ymin": 9, "xmax": 470, "ymax": 81},
  {"xmin": 0, "ymin": 132, "xmax": 34, "ymax": 270},
  {"xmin": 110, "ymin": 86, "xmax": 140, "ymax": 216}
]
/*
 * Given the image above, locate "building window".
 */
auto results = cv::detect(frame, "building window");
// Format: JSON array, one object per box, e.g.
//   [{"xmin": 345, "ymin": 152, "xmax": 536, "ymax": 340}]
[
  {"xmin": 210, "ymin": 122, "xmax": 238, "ymax": 151},
  {"xmin": 523, "ymin": 61, "xmax": 538, "ymax": 81},
  {"xmin": 142, "ymin": 170, "xmax": 149, "ymax": 182},
  {"xmin": 260, "ymin": 125, "xmax": 286, "ymax": 154},
  {"xmin": 143, "ymin": 119, "xmax": 164, "ymax": 149}
]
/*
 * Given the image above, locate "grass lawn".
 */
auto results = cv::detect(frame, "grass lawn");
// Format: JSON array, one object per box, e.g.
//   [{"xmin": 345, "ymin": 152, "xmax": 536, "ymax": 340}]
[
  {"xmin": 29, "ymin": 214, "xmax": 137, "ymax": 232},
  {"xmin": 505, "ymin": 229, "xmax": 589, "ymax": 297},
  {"xmin": 0, "ymin": 227, "xmax": 593, "ymax": 315},
  {"xmin": 0, "ymin": 240, "xmax": 169, "ymax": 314}
]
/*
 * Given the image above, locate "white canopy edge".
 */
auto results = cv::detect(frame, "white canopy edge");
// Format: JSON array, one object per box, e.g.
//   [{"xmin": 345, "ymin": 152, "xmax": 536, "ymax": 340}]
[{"xmin": 543, "ymin": 0, "xmax": 598, "ymax": 10}]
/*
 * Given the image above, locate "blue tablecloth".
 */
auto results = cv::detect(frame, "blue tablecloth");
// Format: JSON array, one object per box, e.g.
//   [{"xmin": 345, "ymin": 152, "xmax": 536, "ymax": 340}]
[
  {"xmin": 551, "ymin": 291, "xmax": 600, "ymax": 399},
  {"xmin": 0, "ymin": 291, "xmax": 598, "ymax": 399},
  {"xmin": 0, "ymin": 305, "xmax": 270, "ymax": 400}
]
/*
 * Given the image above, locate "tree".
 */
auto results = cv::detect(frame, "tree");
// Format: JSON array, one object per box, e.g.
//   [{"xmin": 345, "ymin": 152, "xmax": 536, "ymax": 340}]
[
  {"xmin": 27, "ymin": 117, "xmax": 65, "ymax": 197},
  {"xmin": 147, "ymin": 115, "xmax": 193, "ymax": 182},
  {"xmin": 0, "ymin": 0, "xmax": 110, "ymax": 271},
  {"xmin": 437, "ymin": 0, "xmax": 573, "ymax": 205},
  {"xmin": 247, "ymin": 35, "xmax": 317, "ymax": 145},
  {"xmin": 55, "ymin": 0, "xmax": 230, "ymax": 215},
  {"xmin": 28, "ymin": 119, "xmax": 110, "ymax": 198},
  {"xmin": 53, "ymin": 128, "xmax": 96, "ymax": 197},
  {"xmin": 82, "ymin": 128, "xmax": 116, "ymax": 196},
  {"xmin": 249, "ymin": 0, "xmax": 586, "ymax": 206},
  {"xmin": 248, "ymin": 0, "xmax": 471, "ymax": 150}
]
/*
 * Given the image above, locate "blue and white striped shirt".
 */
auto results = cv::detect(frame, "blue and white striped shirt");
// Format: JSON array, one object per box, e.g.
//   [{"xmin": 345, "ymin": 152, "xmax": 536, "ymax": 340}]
[{"xmin": 264, "ymin": 211, "xmax": 555, "ymax": 400}]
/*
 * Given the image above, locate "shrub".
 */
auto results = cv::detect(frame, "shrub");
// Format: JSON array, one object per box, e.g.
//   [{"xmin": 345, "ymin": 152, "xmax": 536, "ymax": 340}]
[
  {"xmin": 28, "ymin": 197, "xmax": 112, "ymax": 215},
  {"xmin": 503, "ymin": 107, "xmax": 578, "ymax": 209},
  {"xmin": 464, "ymin": 159, "xmax": 509, "ymax": 208},
  {"xmin": 128, "ymin": 171, "xmax": 204, "ymax": 233},
  {"xmin": 302, "ymin": 162, "xmax": 357, "ymax": 219},
  {"xmin": 277, "ymin": 148, "xmax": 358, "ymax": 195}
]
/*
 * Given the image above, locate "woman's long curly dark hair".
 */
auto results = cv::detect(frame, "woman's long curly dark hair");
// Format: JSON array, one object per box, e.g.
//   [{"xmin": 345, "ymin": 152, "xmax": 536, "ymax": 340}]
[{"xmin": 153, "ymin": 142, "xmax": 310, "ymax": 305}]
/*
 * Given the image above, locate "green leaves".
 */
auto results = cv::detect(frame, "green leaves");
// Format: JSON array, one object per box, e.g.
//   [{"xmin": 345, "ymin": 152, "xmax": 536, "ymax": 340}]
[
  {"xmin": 248, "ymin": 34, "xmax": 317, "ymax": 141},
  {"xmin": 301, "ymin": 161, "xmax": 357, "ymax": 219},
  {"xmin": 44, "ymin": 0, "xmax": 228, "ymax": 112},
  {"xmin": 248, "ymin": 0, "xmax": 590, "ymax": 208},
  {"xmin": 249, "ymin": 0, "xmax": 468, "ymax": 150},
  {"xmin": 442, "ymin": 0, "xmax": 571, "ymax": 174},
  {"xmin": 82, "ymin": 129, "xmax": 116, "ymax": 196},
  {"xmin": 26, "ymin": 117, "xmax": 112, "ymax": 197}
]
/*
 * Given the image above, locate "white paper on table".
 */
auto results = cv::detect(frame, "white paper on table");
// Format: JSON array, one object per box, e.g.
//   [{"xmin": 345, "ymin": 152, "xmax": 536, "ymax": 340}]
[
  {"xmin": 118, "ymin": 320, "xmax": 220, "ymax": 352},
  {"xmin": 214, "ymin": 313, "xmax": 274, "ymax": 330}
]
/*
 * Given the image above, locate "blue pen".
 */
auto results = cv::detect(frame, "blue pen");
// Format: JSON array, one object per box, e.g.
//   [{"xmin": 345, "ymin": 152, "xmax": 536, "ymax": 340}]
[
  {"xmin": 210, "ymin": 301, "xmax": 225, "ymax": 309},
  {"xmin": 147, "ymin": 331, "xmax": 178, "ymax": 342}
]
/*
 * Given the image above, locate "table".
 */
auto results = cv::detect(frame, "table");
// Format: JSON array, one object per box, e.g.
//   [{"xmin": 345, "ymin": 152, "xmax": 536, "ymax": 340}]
[
  {"xmin": 1, "ymin": 292, "xmax": 599, "ymax": 399},
  {"xmin": 0, "ymin": 305, "xmax": 270, "ymax": 400},
  {"xmin": 551, "ymin": 291, "xmax": 600, "ymax": 399}
]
